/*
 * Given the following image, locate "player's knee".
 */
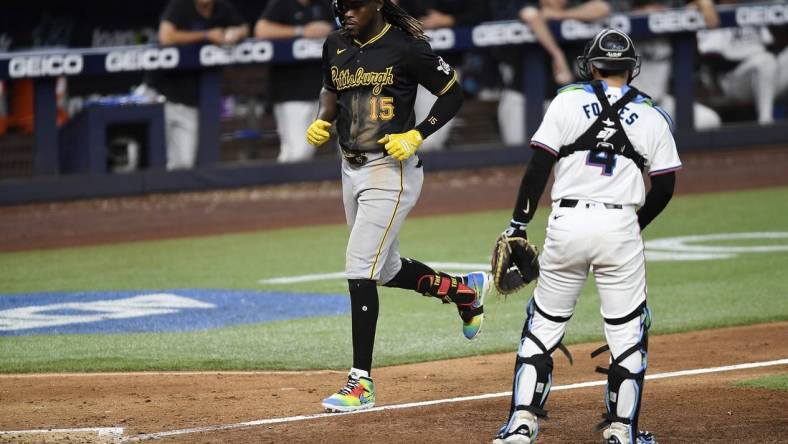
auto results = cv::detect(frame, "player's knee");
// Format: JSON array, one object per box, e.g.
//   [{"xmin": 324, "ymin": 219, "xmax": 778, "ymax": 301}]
[
  {"xmin": 519, "ymin": 6, "xmax": 540, "ymax": 23},
  {"xmin": 618, "ymin": 348, "xmax": 646, "ymax": 374},
  {"xmin": 520, "ymin": 298, "xmax": 572, "ymax": 353}
]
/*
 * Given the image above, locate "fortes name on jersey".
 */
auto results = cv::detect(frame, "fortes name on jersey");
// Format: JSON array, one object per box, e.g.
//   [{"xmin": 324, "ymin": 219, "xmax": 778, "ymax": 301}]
[{"xmin": 330, "ymin": 66, "xmax": 394, "ymax": 96}]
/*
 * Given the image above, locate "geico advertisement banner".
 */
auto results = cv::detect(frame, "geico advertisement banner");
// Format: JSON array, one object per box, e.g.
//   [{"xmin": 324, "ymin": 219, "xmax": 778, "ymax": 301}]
[{"xmin": 3, "ymin": 4, "xmax": 785, "ymax": 79}]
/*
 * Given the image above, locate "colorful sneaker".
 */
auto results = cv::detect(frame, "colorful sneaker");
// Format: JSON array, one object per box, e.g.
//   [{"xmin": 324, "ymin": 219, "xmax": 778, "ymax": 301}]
[
  {"xmin": 321, "ymin": 368, "xmax": 375, "ymax": 413},
  {"xmin": 493, "ymin": 410, "xmax": 538, "ymax": 444},
  {"xmin": 461, "ymin": 271, "xmax": 490, "ymax": 340}
]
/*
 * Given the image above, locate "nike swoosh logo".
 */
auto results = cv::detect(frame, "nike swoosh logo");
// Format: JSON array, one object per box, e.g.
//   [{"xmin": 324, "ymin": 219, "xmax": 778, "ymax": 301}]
[
  {"xmin": 553, "ymin": 214, "xmax": 564, "ymax": 220},
  {"xmin": 337, "ymin": 48, "xmax": 347, "ymax": 54},
  {"xmin": 523, "ymin": 200, "xmax": 530, "ymax": 215}
]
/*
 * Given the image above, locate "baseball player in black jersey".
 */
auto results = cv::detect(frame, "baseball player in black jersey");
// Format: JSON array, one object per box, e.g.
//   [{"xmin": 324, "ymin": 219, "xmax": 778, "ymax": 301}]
[{"xmin": 306, "ymin": 0, "xmax": 491, "ymax": 413}]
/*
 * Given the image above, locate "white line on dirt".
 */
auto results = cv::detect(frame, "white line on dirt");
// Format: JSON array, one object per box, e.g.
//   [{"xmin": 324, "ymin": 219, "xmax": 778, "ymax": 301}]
[
  {"xmin": 0, "ymin": 427, "xmax": 123, "ymax": 437},
  {"xmin": 119, "ymin": 358, "xmax": 788, "ymax": 442},
  {"xmin": 258, "ymin": 262, "xmax": 490, "ymax": 284}
]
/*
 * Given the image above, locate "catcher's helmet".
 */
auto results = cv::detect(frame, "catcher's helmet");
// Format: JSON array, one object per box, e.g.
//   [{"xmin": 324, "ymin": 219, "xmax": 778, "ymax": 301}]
[
  {"xmin": 577, "ymin": 28, "xmax": 641, "ymax": 82},
  {"xmin": 333, "ymin": 0, "xmax": 376, "ymax": 26}
]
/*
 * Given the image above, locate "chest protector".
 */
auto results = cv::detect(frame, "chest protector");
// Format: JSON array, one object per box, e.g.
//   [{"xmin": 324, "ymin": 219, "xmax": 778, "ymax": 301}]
[{"xmin": 558, "ymin": 80, "xmax": 647, "ymax": 171}]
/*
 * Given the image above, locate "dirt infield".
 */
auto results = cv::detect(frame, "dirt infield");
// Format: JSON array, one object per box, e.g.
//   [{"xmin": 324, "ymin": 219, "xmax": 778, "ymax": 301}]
[
  {"xmin": 1, "ymin": 323, "xmax": 786, "ymax": 443},
  {"xmin": 1, "ymin": 146, "xmax": 787, "ymax": 443}
]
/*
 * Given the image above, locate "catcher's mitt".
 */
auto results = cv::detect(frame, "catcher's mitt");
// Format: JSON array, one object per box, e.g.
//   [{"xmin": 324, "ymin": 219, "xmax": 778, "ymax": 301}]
[{"xmin": 491, "ymin": 235, "xmax": 540, "ymax": 295}]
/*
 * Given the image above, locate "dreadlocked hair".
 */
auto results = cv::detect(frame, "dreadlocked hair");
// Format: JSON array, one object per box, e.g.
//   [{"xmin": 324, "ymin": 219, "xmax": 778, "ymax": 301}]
[{"xmin": 381, "ymin": 0, "xmax": 427, "ymax": 40}]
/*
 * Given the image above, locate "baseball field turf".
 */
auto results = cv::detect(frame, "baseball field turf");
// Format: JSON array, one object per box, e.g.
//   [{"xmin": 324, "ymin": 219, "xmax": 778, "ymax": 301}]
[{"xmin": 1, "ymin": 186, "xmax": 787, "ymax": 373}]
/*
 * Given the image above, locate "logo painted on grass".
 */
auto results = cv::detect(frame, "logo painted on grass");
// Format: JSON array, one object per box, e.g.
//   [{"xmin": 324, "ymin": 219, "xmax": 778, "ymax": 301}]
[
  {"xmin": 258, "ymin": 232, "xmax": 788, "ymax": 286},
  {"xmin": 0, "ymin": 290, "xmax": 348, "ymax": 336},
  {"xmin": 645, "ymin": 231, "xmax": 788, "ymax": 261}
]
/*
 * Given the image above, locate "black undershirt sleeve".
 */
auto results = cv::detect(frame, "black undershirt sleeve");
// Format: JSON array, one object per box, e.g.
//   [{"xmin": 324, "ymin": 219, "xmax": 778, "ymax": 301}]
[
  {"xmin": 415, "ymin": 82, "xmax": 463, "ymax": 139},
  {"xmin": 638, "ymin": 172, "xmax": 676, "ymax": 230},
  {"xmin": 512, "ymin": 148, "xmax": 557, "ymax": 225}
]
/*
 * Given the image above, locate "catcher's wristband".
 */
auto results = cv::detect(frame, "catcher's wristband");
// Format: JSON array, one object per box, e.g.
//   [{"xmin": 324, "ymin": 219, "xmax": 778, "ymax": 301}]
[
  {"xmin": 509, "ymin": 219, "xmax": 528, "ymax": 230},
  {"xmin": 504, "ymin": 219, "xmax": 528, "ymax": 239}
]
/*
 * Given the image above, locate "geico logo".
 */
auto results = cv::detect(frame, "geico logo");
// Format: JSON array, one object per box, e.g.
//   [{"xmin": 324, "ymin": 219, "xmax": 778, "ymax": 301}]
[
  {"xmin": 200, "ymin": 41, "xmax": 273, "ymax": 66},
  {"xmin": 736, "ymin": 4, "xmax": 788, "ymax": 26},
  {"xmin": 424, "ymin": 29, "xmax": 455, "ymax": 50},
  {"xmin": 9, "ymin": 54, "xmax": 83, "ymax": 78},
  {"xmin": 293, "ymin": 38, "xmax": 324, "ymax": 60},
  {"xmin": 648, "ymin": 9, "xmax": 705, "ymax": 33},
  {"xmin": 471, "ymin": 22, "xmax": 535, "ymax": 46},
  {"xmin": 105, "ymin": 47, "xmax": 180, "ymax": 72},
  {"xmin": 561, "ymin": 15, "xmax": 630, "ymax": 40}
]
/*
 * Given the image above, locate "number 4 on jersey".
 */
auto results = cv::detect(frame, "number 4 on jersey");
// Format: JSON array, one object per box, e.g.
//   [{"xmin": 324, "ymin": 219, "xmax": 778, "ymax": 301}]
[{"xmin": 586, "ymin": 150, "xmax": 617, "ymax": 176}]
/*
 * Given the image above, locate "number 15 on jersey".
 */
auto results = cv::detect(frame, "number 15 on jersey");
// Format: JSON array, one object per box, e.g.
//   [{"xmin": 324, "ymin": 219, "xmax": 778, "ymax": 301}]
[{"xmin": 370, "ymin": 96, "xmax": 395, "ymax": 121}]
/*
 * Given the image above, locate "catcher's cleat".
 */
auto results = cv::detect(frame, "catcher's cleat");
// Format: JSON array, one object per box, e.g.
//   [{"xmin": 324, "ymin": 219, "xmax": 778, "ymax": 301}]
[
  {"xmin": 322, "ymin": 368, "xmax": 375, "ymax": 413},
  {"xmin": 493, "ymin": 410, "xmax": 538, "ymax": 444},
  {"xmin": 636, "ymin": 431, "xmax": 657, "ymax": 444},
  {"xmin": 461, "ymin": 272, "xmax": 489, "ymax": 340},
  {"xmin": 602, "ymin": 424, "xmax": 658, "ymax": 444}
]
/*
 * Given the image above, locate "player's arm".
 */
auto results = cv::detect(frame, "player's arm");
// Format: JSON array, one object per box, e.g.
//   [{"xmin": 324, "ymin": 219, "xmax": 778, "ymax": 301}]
[
  {"xmin": 159, "ymin": 20, "xmax": 218, "ymax": 45},
  {"xmin": 307, "ymin": 88, "xmax": 337, "ymax": 147},
  {"xmin": 316, "ymin": 88, "xmax": 338, "ymax": 123},
  {"xmin": 307, "ymin": 41, "xmax": 339, "ymax": 147},
  {"xmin": 223, "ymin": 24, "xmax": 249, "ymax": 44},
  {"xmin": 509, "ymin": 149, "xmax": 557, "ymax": 236},
  {"xmin": 541, "ymin": 0, "xmax": 611, "ymax": 21},
  {"xmin": 379, "ymin": 39, "xmax": 463, "ymax": 160},
  {"xmin": 407, "ymin": 40, "xmax": 464, "ymax": 139},
  {"xmin": 519, "ymin": 6, "xmax": 572, "ymax": 84},
  {"xmin": 637, "ymin": 172, "xmax": 675, "ymax": 230},
  {"xmin": 639, "ymin": 109, "xmax": 680, "ymax": 230},
  {"xmin": 506, "ymin": 93, "xmax": 567, "ymax": 236},
  {"xmin": 255, "ymin": 19, "xmax": 301, "ymax": 39},
  {"xmin": 687, "ymin": 0, "xmax": 720, "ymax": 29},
  {"xmin": 414, "ymin": 81, "xmax": 463, "ymax": 139}
]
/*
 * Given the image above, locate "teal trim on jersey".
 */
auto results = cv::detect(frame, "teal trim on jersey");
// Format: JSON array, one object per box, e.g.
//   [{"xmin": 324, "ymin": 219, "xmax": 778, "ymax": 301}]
[
  {"xmin": 653, "ymin": 106, "xmax": 675, "ymax": 133},
  {"xmin": 570, "ymin": 80, "xmax": 674, "ymax": 131},
  {"xmin": 557, "ymin": 83, "xmax": 586, "ymax": 94}
]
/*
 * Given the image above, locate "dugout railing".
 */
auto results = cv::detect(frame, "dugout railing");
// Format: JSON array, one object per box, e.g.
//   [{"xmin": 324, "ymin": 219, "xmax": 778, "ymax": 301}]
[{"xmin": 0, "ymin": 1, "xmax": 786, "ymax": 204}]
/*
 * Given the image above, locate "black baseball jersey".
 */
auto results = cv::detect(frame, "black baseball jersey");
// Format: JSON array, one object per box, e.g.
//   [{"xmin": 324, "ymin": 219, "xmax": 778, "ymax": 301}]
[{"xmin": 322, "ymin": 24, "xmax": 457, "ymax": 152}]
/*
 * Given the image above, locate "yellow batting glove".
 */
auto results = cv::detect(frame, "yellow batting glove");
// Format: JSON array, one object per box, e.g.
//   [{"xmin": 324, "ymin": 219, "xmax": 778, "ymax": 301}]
[
  {"xmin": 377, "ymin": 129, "xmax": 423, "ymax": 161},
  {"xmin": 306, "ymin": 119, "xmax": 332, "ymax": 147}
]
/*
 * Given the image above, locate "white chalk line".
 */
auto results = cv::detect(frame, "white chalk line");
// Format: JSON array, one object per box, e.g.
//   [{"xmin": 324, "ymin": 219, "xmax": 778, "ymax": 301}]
[
  {"xmin": 258, "ymin": 262, "xmax": 489, "ymax": 284},
  {"xmin": 117, "ymin": 358, "xmax": 788, "ymax": 442},
  {"xmin": 0, "ymin": 427, "xmax": 124, "ymax": 437}
]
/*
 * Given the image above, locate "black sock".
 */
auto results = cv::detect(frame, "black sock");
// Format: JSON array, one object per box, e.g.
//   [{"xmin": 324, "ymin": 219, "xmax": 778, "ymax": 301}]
[{"xmin": 348, "ymin": 279, "xmax": 379, "ymax": 374}]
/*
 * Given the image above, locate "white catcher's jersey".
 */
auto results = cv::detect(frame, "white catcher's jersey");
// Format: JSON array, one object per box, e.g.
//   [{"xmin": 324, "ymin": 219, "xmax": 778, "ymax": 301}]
[{"xmin": 531, "ymin": 82, "xmax": 681, "ymax": 207}]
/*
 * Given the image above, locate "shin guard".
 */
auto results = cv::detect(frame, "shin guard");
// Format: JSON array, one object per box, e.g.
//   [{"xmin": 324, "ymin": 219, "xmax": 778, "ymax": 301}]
[
  {"xmin": 593, "ymin": 303, "xmax": 652, "ymax": 441},
  {"xmin": 508, "ymin": 298, "xmax": 572, "ymax": 420}
]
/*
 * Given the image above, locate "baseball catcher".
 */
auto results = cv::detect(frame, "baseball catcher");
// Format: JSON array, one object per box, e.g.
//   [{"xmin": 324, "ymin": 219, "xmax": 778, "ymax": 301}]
[
  {"xmin": 493, "ymin": 28, "xmax": 679, "ymax": 444},
  {"xmin": 491, "ymin": 224, "xmax": 539, "ymax": 295}
]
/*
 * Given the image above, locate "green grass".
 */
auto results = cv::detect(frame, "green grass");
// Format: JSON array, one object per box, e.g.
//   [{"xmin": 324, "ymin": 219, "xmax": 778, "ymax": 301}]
[
  {"xmin": 1, "ymin": 186, "xmax": 787, "ymax": 373},
  {"xmin": 733, "ymin": 373, "xmax": 788, "ymax": 392}
]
